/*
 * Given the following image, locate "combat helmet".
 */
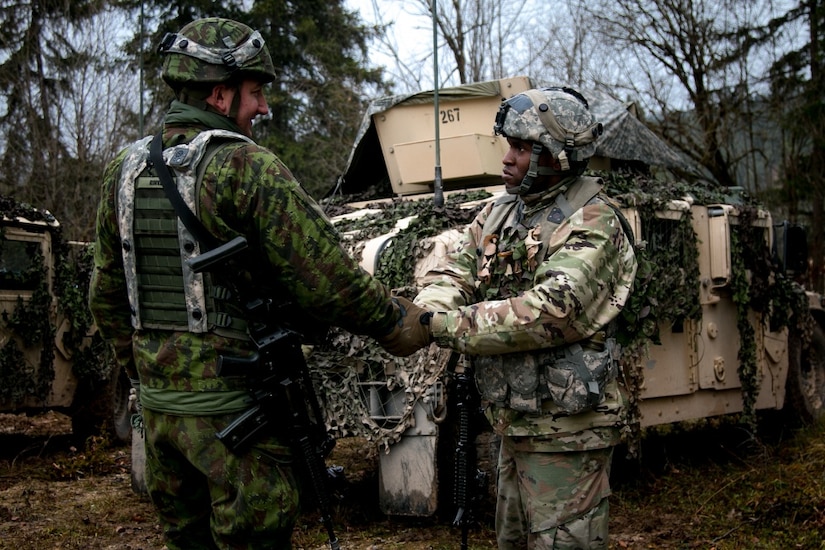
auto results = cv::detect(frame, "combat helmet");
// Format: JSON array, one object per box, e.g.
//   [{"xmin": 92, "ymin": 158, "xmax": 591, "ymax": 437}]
[
  {"xmin": 159, "ymin": 17, "xmax": 276, "ymax": 91},
  {"xmin": 494, "ymin": 86, "xmax": 603, "ymax": 194}
]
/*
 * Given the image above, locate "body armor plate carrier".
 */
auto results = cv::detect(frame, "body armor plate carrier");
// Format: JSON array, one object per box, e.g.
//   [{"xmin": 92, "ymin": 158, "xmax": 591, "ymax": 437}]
[{"xmin": 116, "ymin": 129, "xmax": 253, "ymax": 339}]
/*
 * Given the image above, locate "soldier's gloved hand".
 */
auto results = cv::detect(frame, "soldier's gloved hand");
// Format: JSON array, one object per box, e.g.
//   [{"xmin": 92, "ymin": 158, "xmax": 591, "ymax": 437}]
[{"xmin": 378, "ymin": 296, "xmax": 433, "ymax": 357}]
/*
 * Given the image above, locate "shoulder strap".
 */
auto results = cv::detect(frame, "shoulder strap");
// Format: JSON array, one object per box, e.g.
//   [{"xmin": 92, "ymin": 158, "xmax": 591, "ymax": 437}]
[
  {"xmin": 529, "ymin": 177, "xmax": 605, "ymax": 267},
  {"xmin": 607, "ymin": 203, "xmax": 636, "ymax": 244},
  {"xmin": 149, "ymin": 132, "xmax": 220, "ymax": 251},
  {"xmin": 560, "ymin": 176, "xmax": 603, "ymax": 216}
]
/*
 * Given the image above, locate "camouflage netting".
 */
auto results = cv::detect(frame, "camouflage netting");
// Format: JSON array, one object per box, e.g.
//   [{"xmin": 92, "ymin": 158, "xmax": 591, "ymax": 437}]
[
  {"xmin": 311, "ymin": 191, "xmax": 488, "ymax": 451},
  {"xmin": 310, "ymin": 332, "xmax": 451, "ymax": 450}
]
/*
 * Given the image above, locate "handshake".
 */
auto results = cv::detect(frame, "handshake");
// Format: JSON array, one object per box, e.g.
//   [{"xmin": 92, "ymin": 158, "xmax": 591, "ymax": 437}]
[{"xmin": 377, "ymin": 296, "xmax": 435, "ymax": 357}]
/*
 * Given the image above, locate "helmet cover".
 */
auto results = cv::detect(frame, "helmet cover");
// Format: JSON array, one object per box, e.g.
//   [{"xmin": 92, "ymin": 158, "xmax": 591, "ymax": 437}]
[
  {"xmin": 159, "ymin": 17, "xmax": 276, "ymax": 88},
  {"xmin": 494, "ymin": 87, "xmax": 602, "ymax": 165}
]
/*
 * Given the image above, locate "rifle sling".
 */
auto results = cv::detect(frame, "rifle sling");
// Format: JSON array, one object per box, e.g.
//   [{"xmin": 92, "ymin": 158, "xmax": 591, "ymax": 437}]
[{"xmin": 149, "ymin": 132, "xmax": 220, "ymax": 251}]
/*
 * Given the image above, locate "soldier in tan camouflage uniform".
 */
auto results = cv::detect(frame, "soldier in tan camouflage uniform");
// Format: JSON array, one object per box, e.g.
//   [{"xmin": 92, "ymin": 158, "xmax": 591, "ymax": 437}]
[
  {"xmin": 412, "ymin": 87, "xmax": 638, "ymax": 549},
  {"xmin": 89, "ymin": 17, "xmax": 424, "ymax": 550}
]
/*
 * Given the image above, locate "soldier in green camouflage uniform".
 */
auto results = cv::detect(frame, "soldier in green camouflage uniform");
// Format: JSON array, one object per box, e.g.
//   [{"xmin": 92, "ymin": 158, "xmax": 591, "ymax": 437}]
[
  {"xmin": 89, "ymin": 17, "xmax": 424, "ymax": 550},
  {"xmin": 412, "ymin": 87, "xmax": 638, "ymax": 549}
]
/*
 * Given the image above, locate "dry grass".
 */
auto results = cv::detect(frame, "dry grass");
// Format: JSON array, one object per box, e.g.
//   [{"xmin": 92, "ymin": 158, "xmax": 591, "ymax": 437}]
[
  {"xmin": 608, "ymin": 414, "xmax": 825, "ymax": 549},
  {"xmin": 1, "ymin": 412, "xmax": 824, "ymax": 549}
]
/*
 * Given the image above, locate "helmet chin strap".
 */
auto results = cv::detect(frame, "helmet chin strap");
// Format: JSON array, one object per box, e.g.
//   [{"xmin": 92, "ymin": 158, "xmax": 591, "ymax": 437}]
[
  {"xmin": 515, "ymin": 143, "xmax": 567, "ymax": 195},
  {"xmin": 227, "ymin": 87, "xmax": 242, "ymax": 119}
]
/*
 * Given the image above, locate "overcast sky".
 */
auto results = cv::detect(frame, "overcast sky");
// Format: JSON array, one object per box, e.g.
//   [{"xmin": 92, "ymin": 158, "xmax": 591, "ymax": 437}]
[{"xmin": 344, "ymin": 0, "xmax": 439, "ymax": 91}]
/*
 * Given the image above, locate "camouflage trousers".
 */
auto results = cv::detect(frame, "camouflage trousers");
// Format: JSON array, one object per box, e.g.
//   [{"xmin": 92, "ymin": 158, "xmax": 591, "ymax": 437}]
[
  {"xmin": 495, "ymin": 436, "xmax": 613, "ymax": 550},
  {"xmin": 142, "ymin": 408, "xmax": 300, "ymax": 550}
]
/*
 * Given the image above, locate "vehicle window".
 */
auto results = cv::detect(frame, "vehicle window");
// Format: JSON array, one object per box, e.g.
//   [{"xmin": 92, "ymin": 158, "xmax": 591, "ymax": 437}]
[{"xmin": 0, "ymin": 240, "xmax": 41, "ymax": 290}]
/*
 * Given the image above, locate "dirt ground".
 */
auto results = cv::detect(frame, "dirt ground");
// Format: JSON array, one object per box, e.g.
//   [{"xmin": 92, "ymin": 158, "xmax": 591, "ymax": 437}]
[{"xmin": 0, "ymin": 411, "xmax": 822, "ymax": 550}]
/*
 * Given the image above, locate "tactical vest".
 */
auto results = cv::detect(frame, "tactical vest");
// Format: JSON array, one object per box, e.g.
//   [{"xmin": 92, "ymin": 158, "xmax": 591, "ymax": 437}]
[
  {"xmin": 116, "ymin": 129, "xmax": 252, "ymax": 339},
  {"xmin": 472, "ymin": 176, "xmax": 621, "ymax": 414}
]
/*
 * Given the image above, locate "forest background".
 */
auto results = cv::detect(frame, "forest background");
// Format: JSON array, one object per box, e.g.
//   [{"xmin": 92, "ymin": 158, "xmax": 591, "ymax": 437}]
[{"xmin": 0, "ymin": 0, "xmax": 822, "ymax": 287}]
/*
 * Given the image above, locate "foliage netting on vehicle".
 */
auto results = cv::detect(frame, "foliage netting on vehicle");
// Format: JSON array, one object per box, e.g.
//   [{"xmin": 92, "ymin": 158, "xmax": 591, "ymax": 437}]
[
  {"xmin": 729, "ymin": 208, "xmax": 813, "ymax": 430},
  {"xmin": 613, "ymin": 210, "xmax": 703, "ymax": 454},
  {"xmin": 311, "ymin": 331, "xmax": 451, "ymax": 450},
  {"xmin": 0, "ymin": 194, "xmax": 112, "ymax": 407},
  {"xmin": 0, "ymin": 199, "xmax": 59, "ymax": 404}
]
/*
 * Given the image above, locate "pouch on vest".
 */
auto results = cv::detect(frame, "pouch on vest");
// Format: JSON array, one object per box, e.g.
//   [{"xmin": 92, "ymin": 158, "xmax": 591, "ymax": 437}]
[
  {"xmin": 474, "ymin": 355, "xmax": 509, "ymax": 405},
  {"xmin": 505, "ymin": 353, "xmax": 541, "ymax": 412},
  {"xmin": 543, "ymin": 339, "xmax": 619, "ymax": 414}
]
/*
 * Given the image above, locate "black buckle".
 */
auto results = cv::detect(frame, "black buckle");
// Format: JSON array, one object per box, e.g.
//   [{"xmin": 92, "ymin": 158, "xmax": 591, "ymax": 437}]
[
  {"xmin": 222, "ymin": 52, "xmax": 238, "ymax": 69},
  {"xmin": 157, "ymin": 32, "xmax": 178, "ymax": 54}
]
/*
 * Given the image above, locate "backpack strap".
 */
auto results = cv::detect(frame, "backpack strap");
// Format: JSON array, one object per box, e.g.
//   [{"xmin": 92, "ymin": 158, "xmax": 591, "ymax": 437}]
[{"xmin": 531, "ymin": 176, "xmax": 605, "ymax": 265}]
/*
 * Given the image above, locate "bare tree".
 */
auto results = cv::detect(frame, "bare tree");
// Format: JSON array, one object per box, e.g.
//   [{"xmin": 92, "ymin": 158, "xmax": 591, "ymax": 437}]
[
  {"xmin": 49, "ymin": 10, "xmax": 146, "ymax": 238},
  {"xmin": 578, "ymin": 0, "xmax": 802, "ymax": 189},
  {"xmin": 0, "ymin": 3, "xmax": 141, "ymax": 240},
  {"xmin": 768, "ymin": 0, "xmax": 825, "ymax": 289},
  {"xmin": 357, "ymin": 0, "xmax": 551, "ymax": 90}
]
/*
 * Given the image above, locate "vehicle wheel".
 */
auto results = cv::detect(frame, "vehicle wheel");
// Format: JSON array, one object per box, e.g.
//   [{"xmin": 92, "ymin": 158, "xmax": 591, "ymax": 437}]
[
  {"xmin": 71, "ymin": 367, "xmax": 132, "ymax": 445},
  {"xmin": 71, "ymin": 375, "xmax": 114, "ymax": 445},
  {"xmin": 786, "ymin": 320, "xmax": 825, "ymax": 424}
]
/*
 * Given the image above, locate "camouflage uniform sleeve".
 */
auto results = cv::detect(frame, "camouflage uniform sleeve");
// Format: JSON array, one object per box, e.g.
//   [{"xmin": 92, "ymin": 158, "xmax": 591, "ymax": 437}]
[
  {"xmin": 205, "ymin": 144, "xmax": 397, "ymax": 337},
  {"xmin": 420, "ymin": 201, "xmax": 637, "ymax": 355},
  {"xmin": 413, "ymin": 203, "xmax": 493, "ymax": 310},
  {"xmin": 88, "ymin": 150, "xmax": 138, "ymax": 378}
]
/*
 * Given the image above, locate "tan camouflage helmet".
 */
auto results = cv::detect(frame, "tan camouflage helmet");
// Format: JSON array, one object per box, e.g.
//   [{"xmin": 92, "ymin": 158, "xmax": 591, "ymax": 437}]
[
  {"xmin": 494, "ymin": 87, "xmax": 603, "ymax": 171},
  {"xmin": 158, "ymin": 17, "xmax": 276, "ymax": 88}
]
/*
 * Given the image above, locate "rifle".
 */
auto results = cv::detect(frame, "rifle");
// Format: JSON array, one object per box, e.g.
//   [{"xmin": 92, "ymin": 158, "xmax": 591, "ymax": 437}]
[
  {"xmin": 187, "ymin": 238, "xmax": 341, "ymax": 550},
  {"xmin": 450, "ymin": 358, "xmax": 488, "ymax": 550}
]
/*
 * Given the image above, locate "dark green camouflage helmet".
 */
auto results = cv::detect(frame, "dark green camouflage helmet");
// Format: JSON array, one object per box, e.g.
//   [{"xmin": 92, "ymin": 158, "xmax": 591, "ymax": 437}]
[
  {"xmin": 494, "ymin": 87, "xmax": 603, "ymax": 170},
  {"xmin": 159, "ymin": 18, "xmax": 276, "ymax": 88}
]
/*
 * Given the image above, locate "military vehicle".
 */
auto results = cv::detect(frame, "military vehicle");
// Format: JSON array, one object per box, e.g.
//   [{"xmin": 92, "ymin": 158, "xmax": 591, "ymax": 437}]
[
  {"xmin": 0, "ymin": 195, "xmax": 131, "ymax": 444},
  {"xmin": 311, "ymin": 75, "xmax": 825, "ymax": 518}
]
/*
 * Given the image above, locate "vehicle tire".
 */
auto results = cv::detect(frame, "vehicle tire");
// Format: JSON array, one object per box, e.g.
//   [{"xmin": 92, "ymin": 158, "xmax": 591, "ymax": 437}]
[
  {"xmin": 785, "ymin": 320, "xmax": 825, "ymax": 424},
  {"xmin": 70, "ymin": 374, "xmax": 115, "ymax": 445},
  {"xmin": 70, "ymin": 367, "xmax": 132, "ymax": 445}
]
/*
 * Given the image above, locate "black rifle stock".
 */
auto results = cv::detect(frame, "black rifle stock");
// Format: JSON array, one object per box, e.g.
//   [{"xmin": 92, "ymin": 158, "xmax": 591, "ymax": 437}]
[
  {"xmin": 189, "ymin": 237, "xmax": 340, "ymax": 550},
  {"xmin": 452, "ymin": 361, "xmax": 488, "ymax": 550},
  {"xmin": 185, "ymin": 235, "xmax": 248, "ymax": 272}
]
